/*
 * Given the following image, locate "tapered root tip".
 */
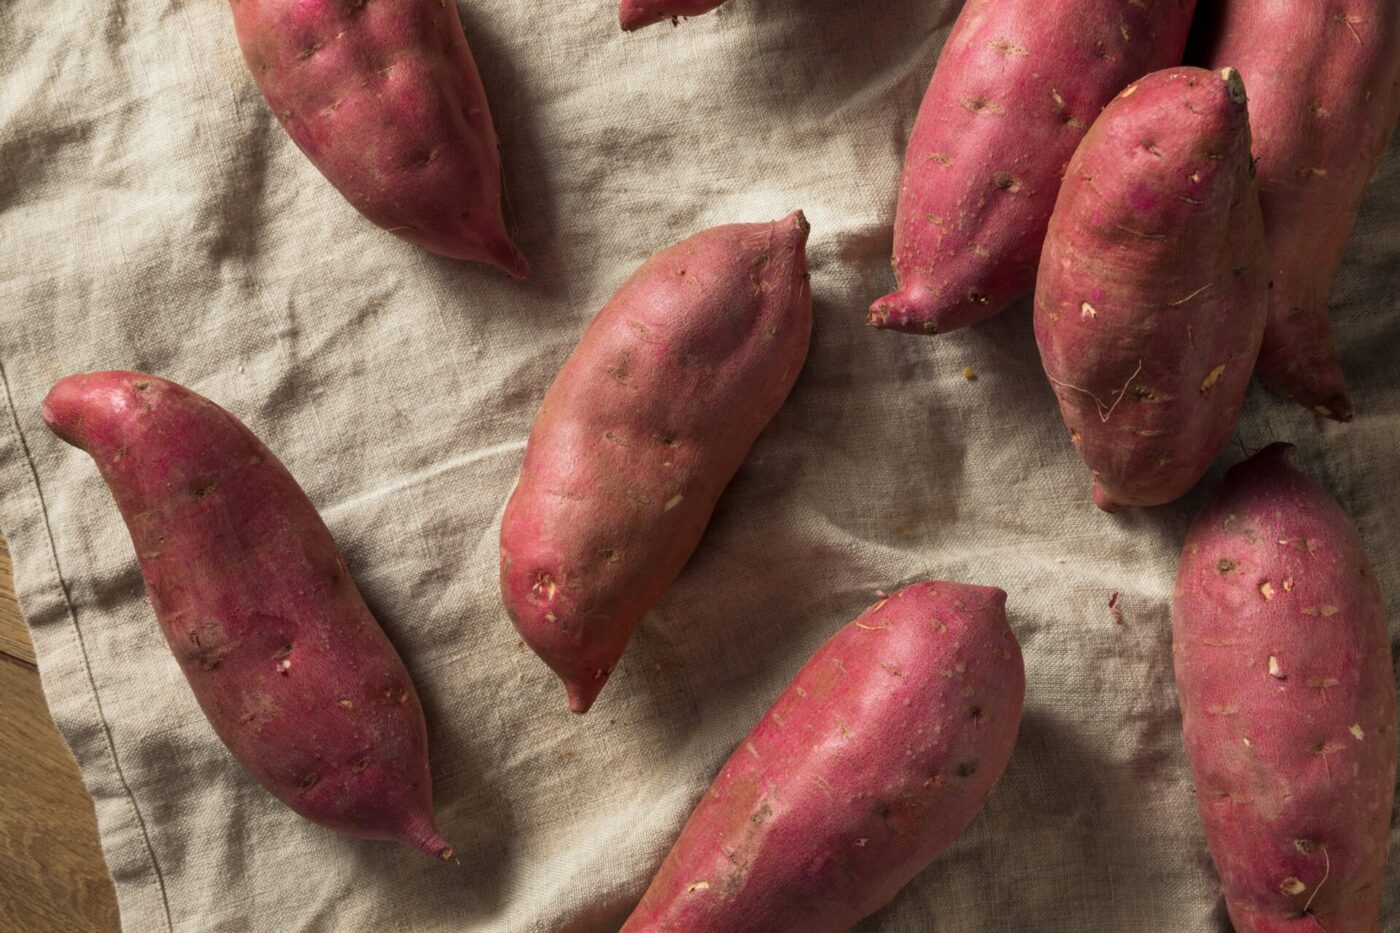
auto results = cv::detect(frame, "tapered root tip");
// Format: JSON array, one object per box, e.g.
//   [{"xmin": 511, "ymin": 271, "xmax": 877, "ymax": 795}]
[
  {"xmin": 868, "ymin": 283, "xmax": 948, "ymax": 335},
  {"xmin": 1092, "ymin": 481, "xmax": 1125, "ymax": 513},
  {"xmin": 486, "ymin": 239, "xmax": 531, "ymax": 280},
  {"xmin": 619, "ymin": 2, "xmax": 662, "ymax": 30},
  {"xmin": 1219, "ymin": 67, "xmax": 1246, "ymax": 104},
  {"xmin": 979, "ymin": 585, "xmax": 1009, "ymax": 610},
  {"xmin": 1315, "ymin": 392, "xmax": 1354, "ymax": 423},
  {"xmin": 41, "ymin": 371, "xmax": 148, "ymax": 451},
  {"xmin": 1256, "ymin": 346, "xmax": 1353, "ymax": 423},
  {"xmin": 564, "ymin": 676, "xmax": 608, "ymax": 715},
  {"xmin": 40, "ymin": 378, "xmax": 84, "ymax": 443},
  {"xmin": 403, "ymin": 821, "xmax": 455, "ymax": 861}
]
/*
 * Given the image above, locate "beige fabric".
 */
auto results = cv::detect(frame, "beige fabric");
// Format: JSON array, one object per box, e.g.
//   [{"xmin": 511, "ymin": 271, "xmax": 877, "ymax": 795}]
[{"xmin": 1, "ymin": 1, "xmax": 1397, "ymax": 930}]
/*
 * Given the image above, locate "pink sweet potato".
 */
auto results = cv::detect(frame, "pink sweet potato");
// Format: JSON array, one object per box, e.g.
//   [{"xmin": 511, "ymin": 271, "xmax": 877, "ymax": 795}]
[
  {"xmin": 1194, "ymin": 1, "xmax": 1400, "ymax": 422},
  {"xmin": 620, "ymin": 581, "xmax": 1025, "ymax": 932},
  {"xmin": 620, "ymin": 0, "xmax": 728, "ymax": 31},
  {"xmin": 1034, "ymin": 67, "xmax": 1267, "ymax": 511},
  {"xmin": 1173, "ymin": 444, "xmax": 1397, "ymax": 932},
  {"xmin": 42, "ymin": 372, "xmax": 451, "ymax": 858},
  {"xmin": 228, "ymin": 0, "xmax": 528, "ymax": 276},
  {"xmin": 500, "ymin": 213, "xmax": 811, "ymax": 714},
  {"xmin": 869, "ymin": 0, "xmax": 1197, "ymax": 335}
]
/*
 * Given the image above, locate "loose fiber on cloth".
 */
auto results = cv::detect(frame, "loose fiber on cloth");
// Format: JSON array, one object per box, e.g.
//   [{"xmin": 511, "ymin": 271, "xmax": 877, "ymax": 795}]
[{"xmin": 1, "ymin": 2, "xmax": 1397, "ymax": 931}]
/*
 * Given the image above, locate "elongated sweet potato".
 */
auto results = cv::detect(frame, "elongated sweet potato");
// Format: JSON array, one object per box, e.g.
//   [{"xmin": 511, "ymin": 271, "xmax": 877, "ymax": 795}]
[
  {"xmin": 1034, "ymin": 67, "xmax": 1267, "ymax": 511},
  {"xmin": 1194, "ymin": 0, "xmax": 1400, "ymax": 421},
  {"xmin": 500, "ymin": 213, "xmax": 811, "ymax": 714},
  {"xmin": 42, "ymin": 372, "xmax": 451, "ymax": 858},
  {"xmin": 620, "ymin": 0, "xmax": 727, "ymax": 31},
  {"xmin": 869, "ymin": 0, "xmax": 1197, "ymax": 335},
  {"xmin": 1173, "ymin": 444, "xmax": 1397, "ymax": 932},
  {"xmin": 620, "ymin": 581, "xmax": 1025, "ymax": 932},
  {"xmin": 228, "ymin": 0, "xmax": 528, "ymax": 276}
]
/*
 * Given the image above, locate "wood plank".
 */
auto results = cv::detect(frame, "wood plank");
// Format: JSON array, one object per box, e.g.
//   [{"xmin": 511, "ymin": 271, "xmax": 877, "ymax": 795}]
[
  {"xmin": 0, "ymin": 533, "xmax": 120, "ymax": 931},
  {"xmin": 0, "ymin": 537, "xmax": 37, "ymax": 666}
]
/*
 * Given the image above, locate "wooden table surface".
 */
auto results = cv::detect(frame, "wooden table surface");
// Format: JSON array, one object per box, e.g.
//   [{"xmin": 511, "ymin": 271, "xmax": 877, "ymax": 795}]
[{"xmin": 0, "ymin": 533, "xmax": 120, "ymax": 931}]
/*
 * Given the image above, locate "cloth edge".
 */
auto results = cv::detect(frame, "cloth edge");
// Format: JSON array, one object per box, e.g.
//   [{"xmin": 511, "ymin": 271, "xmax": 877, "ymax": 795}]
[{"xmin": 0, "ymin": 361, "xmax": 174, "ymax": 933}]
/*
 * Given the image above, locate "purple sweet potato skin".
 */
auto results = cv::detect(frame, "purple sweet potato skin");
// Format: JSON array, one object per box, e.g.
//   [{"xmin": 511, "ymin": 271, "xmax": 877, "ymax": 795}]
[
  {"xmin": 499, "ymin": 213, "xmax": 811, "ymax": 714},
  {"xmin": 620, "ymin": 0, "xmax": 727, "ymax": 31},
  {"xmin": 620, "ymin": 582, "xmax": 1025, "ymax": 932},
  {"xmin": 42, "ymin": 372, "xmax": 450, "ymax": 858},
  {"xmin": 1034, "ymin": 67, "xmax": 1267, "ymax": 512},
  {"xmin": 1173, "ymin": 444, "xmax": 1397, "ymax": 932},
  {"xmin": 869, "ymin": 0, "xmax": 1197, "ymax": 335},
  {"xmin": 1195, "ymin": 1, "xmax": 1400, "ymax": 422},
  {"xmin": 228, "ymin": 0, "xmax": 527, "ymax": 276}
]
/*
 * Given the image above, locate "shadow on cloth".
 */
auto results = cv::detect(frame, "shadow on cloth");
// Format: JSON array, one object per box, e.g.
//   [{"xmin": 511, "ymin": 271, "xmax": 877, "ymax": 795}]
[
  {"xmin": 350, "ymin": 584, "xmax": 514, "ymax": 926},
  {"xmin": 439, "ymin": 3, "xmax": 568, "ymax": 311}
]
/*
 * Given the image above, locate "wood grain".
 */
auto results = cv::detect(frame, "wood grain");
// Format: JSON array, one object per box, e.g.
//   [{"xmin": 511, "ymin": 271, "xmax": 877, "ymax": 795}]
[
  {"xmin": 0, "ymin": 542, "xmax": 36, "ymax": 665},
  {"xmin": 0, "ymin": 534, "xmax": 120, "ymax": 932}
]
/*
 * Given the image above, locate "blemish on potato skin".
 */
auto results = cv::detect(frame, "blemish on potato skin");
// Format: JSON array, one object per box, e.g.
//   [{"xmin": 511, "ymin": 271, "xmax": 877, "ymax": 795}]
[
  {"xmin": 961, "ymin": 96, "xmax": 1005, "ymax": 115},
  {"xmin": 531, "ymin": 573, "xmax": 557, "ymax": 601},
  {"xmin": 879, "ymin": 661, "xmax": 907, "ymax": 680},
  {"xmin": 988, "ymin": 38, "xmax": 1027, "ymax": 55},
  {"xmin": 1200, "ymin": 364, "xmax": 1226, "ymax": 394}
]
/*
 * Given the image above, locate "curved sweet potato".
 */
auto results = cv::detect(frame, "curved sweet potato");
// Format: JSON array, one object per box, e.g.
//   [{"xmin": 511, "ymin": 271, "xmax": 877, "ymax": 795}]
[
  {"xmin": 42, "ymin": 372, "xmax": 451, "ymax": 858},
  {"xmin": 1194, "ymin": 0, "xmax": 1400, "ymax": 421},
  {"xmin": 1034, "ymin": 67, "xmax": 1267, "ymax": 511},
  {"xmin": 870, "ymin": 0, "xmax": 1197, "ymax": 335},
  {"xmin": 1173, "ymin": 444, "xmax": 1397, "ymax": 932},
  {"xmin": 228, "ymin": 0, "xmax": 528, "ymax": 276},
  {"xmin": 620, "ymin": 581, "xmax": 1025, "ymax": 932},
  {"xmin": 500, "ymin": 213, "xmax": 811, "ymax": 714},
  {"xmin": 620, "ymin": 0, "xmax": 727, "ymax": 31}
]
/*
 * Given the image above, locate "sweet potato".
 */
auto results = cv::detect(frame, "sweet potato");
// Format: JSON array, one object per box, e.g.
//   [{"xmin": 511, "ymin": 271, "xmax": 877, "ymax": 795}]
[
  {"xmin": 869, "ymin": 0, "xmax": 1197, "ymax": 335},
  {"xmin": 620, "ymin": 0, "xmax": 727, "ymax": 31},
  {"xmin": 1034, "ymin": 67, "xmax": 1267, "ymax": 511},
  {"xmin": 1173, "ymin": 444, "xmax": 1397, "ymax": 932},
  {"xmin": 499, "ymin": 213, "xmax": 811, "ymax": 714},
  {"xmin": 42, "ymin": 372, "xmax": 451, "ymax": 858},
  {"xmin": 1193, "ymin": 0, "xmax": 1400, "ymax": 422},
  {"xmin": 620, "ymin": 581, "xmax": 1025, "ymax": 932},
  {"xmin": 227, "ymin": 0, "xmax": 528, "ymax": 276}
]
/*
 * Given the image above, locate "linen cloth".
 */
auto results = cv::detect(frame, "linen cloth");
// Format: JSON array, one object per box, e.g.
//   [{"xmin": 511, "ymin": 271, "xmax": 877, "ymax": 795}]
[{"xmin": 1, "ymin": 1, "xmax": 1397, "ymax": 930}]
